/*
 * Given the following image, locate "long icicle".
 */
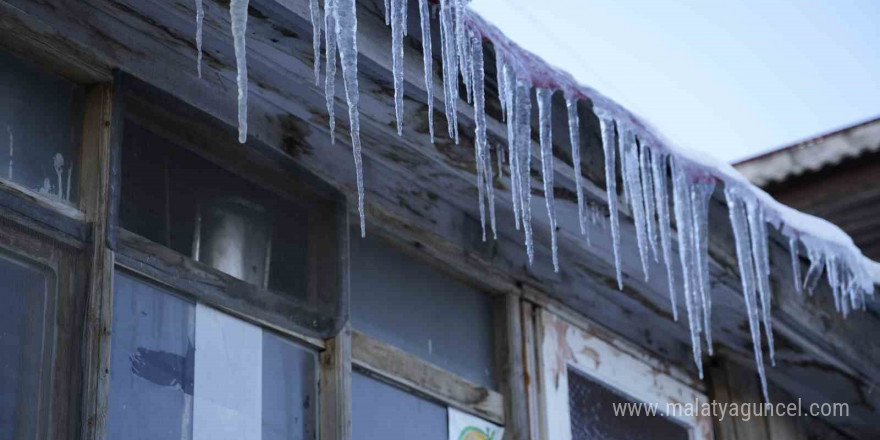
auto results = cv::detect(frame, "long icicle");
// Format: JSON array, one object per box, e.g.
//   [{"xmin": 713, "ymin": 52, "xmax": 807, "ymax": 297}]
[
  {"xmin": 439, "ymin": 0, "xmax": 458, "ymax": 141},
  {"xmin": 515, "ymin": 78, "xmax": 534, "ymax": 263},
  {"xmin": 418, "ymin": 0, "xmax": 434, "ymax": 142},
  {"xmin": 471, "ymin": 31, "xmax": 496, "ymax": 239},
  {"xmin": 195, "ymin": 0, "xmax": 204, "ymax": 78},
  {"xmin": 726, "ymin": 187, "xmax": 770, "ymax": 403},
  {"xmin": 566, "ymin": 96, "xmax": 587, "ymax": 239},
  {"xmin": 391, "ymin": 0, "xmax": 406, "ymax": 135},
  {"xmin": 496, "ymin": 51, "xmax": 507, "ymax": 120},
  {"xmin": 652, "ymin": 152, "xmax": 677, "ymax": 321},
  {"xmin": 641, "ymin": 145, "xmax": 659, "ymax": 260},
  {"xmin": 309, "ymin": 0, "xmax": 322, "ymax": 85},
  {"xmin": 537, "ymin": 88, "xmax": 558, "ymax": 271},
  {"xmin": 334, "ymin": 0, "xmax": 366, "ymax": 236},
  {"xmin": 789, "ymin": 235, "xmax": 802, "ymax": 294},
  {"xmin": 324, "ymin": 0, "xmax": 338, "ymax": 144},
  {"xmin": 622, "ymin": 131, "xmax": 650, "ymax": 280},
  {"xmin": 229, "ymin": 0, "xmax": 249, "ymax": 143},
  {"xmin": 671, "ymin": 158, "xmax": 704, "ymax": 379},
  {"xmin": 503, "ymin": 63, "xmax": 521, "ymax": 231},
  {"xmin": 599, "ymin": 116, "xmax": 623, "ymax": 289},
  {"xmin": 746, "ymin": 200, "xmax": 775, "ymax": 366},
  {"xmin": 691, "ymin": 178, "xmax": 716, "ymax": 355}
]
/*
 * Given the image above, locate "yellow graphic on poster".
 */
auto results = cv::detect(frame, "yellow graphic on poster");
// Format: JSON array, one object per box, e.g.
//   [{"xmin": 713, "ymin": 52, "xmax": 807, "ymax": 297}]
[{"xmin": 448, "ymin": 407, "xmax": 503, "ymax": 440}]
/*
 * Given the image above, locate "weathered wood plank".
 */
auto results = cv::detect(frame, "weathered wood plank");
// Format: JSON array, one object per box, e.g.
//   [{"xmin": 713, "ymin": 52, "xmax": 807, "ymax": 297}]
[
  {"xmin": 351, "ymin": 329, "xmax": 505, "ymax": 425},
  {"xmin": 493, "ymin": 293, "xmax": 529, "ymax": 440},
  {"xmin": 321, "ymin": 324, "xmax": 353, "ymax": 440}
]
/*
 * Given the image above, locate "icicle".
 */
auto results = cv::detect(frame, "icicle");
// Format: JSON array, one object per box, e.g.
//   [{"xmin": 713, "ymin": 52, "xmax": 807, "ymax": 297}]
[
  {"xmin": 471, "ymin": 31, "xmax": 496, "ymax": 240},
  {"xmin": 598, "ymin": 116, "xmax": 623, "ymax": 289},
  {"xmin": 495, "ymin": 51, "xmax": 507, "ymax": 120},
  {"xmin": 670, "ymin": 158, "xmax": 703, "ymax": 379},
  {"xmin": 334, "ymin": 0, "xmax": 366, "ymax": 236},
  {"xmin": 515, "ymin": 79, "xmax": 534, "ymax": 263},
  {"xmin": 651, "ymin": 152, "xmax": 677, "ymax": 321},
  {"xmin": 391, "ymin": 0, "xmax": 406, "ymax": 135},
  {"xmin": 803, "ymin": 244, "xmax": 825, "ymax": 294},
  {"xmin": 691, "ymin": 178, "xmax": 716, "ymax": 355},
  {"xmin": 789, "ymin": 235, "xmax": 803, "ymax": 294},
  {"xmin": 195, "ymin": 0, "xmax": 204, "ymax": 78},
  {"xmin": 537, "ymin": 88, "xmax": 558, "ymax": 272},
  {"xmin": 324, "ymin": 0, "xmax": 338, "ymax": 144},
  {"xmin": 640, "ymin": 145, "xmax": 659, "ymax": 260},
  {"xmin": 229, "ymin": 0, "xmax": 249, "ymax": 143},
  {"xmin": 746, "ymin": 200, "xmax": 775, "ymax": 366},
  {"xmin": 566, "ymin": 97, "xmax": 587, "ymax": 238},
  {"xmin": 439, "ymin": 0, "xmax": 459, "ymax": 142},
  {"xmin": 418, "ymin": 0, "xmax": 434, "ymax": 142},
  {"xmin": 470, "ymin": 31, "xmax": 487, "ymax": 241},
  {"xmin": 503, "ymin": 64, "xmax": 521, "ymax": 231},
  {"xmin": 384, "ymin": 0, "xmax": 390, "ymax": 25},
  {"xmin": 454, "ymin": 0, "xmax": 472, "ymax": 104},
  {"xmin": 725, "ymin": 187, "xmax": 771, "ymax": 403},
  {"xmin": 622, "ymin": 131, "xmax": 650, "ymax": 280},
  {"xmin": 53, "ymin": 153, "xmax": 64, "ymax": 199},
  {"xmin": 309, "ymin": 0, "xmax": 322, "ymax": 85}
]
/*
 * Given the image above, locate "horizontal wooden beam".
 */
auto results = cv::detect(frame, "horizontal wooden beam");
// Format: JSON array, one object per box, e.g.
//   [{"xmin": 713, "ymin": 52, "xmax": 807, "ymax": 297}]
[{"xmin": 351, "ymin": 329, "xmax": 505, "ymax": 424}]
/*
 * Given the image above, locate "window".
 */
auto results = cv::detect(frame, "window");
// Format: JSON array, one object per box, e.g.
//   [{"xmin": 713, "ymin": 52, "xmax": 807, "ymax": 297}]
[
  {"xmin": 107, "ymin": 272, "xmax": 318, "ymax": 440},
  {"xmin": 536, "ymin": 309, "xmax": 713, "ymax": 440},
  {"xmin": 0, "ymin": 49, "xmax": 85, "ymax": 205},
  {"xmin": 352, "ymin": 372, "xmax": 446, "ymax": 440},
  {"xmin": 0, "ymin": 250, "xmax": 54, "ymax": 439}
]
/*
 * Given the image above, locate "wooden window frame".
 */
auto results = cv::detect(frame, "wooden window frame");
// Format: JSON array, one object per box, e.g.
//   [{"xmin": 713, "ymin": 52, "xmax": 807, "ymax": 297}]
[{"xmin": 533, "ymin": 303, "xmax": 715, "ymax": 440}]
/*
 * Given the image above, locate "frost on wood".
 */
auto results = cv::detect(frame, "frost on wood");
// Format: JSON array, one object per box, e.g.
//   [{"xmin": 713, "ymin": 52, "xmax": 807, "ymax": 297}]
[
  {"xmin": 309, "ymin": 0, "xmax": 322, "ymax": 85},
  {"xmin": 391, "ymin": 0, "xmax": 406, "ymax": 135},
  {"xmin": 229, "ymin": 0, "xmax": 249, "ymax": 143}
]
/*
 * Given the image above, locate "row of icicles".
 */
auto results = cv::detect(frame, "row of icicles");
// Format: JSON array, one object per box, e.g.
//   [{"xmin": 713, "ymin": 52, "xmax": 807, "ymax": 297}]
[{"xmin": 195, "ymin": 0, "xmax": 873, "ymax": 403}]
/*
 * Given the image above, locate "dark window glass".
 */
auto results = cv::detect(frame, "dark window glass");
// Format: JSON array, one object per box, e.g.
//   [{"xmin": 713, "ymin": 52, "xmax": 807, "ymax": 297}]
[
  {"xmin": 568, "ymin": 368, "xmax": 689, "ymax": 440},
  {"xmin": 0, "ymin": 50, "xmax": 84, "ymax": 204},
  {"xmin": 0, "ymin": 251, "xmax": 54, "ymax": 439},
  {"xmin": 107, "ymin": 273, "xmax": 317, "ymax": 440},
  {"xmin": 352, "ymin": 372, "xmax": 447, "ymax": 440},
  {"xmin": 351, "ymin": 233, "xmax": 496, "ymax": 389},
  {"xmin": 120, "ymin": 120, "xmax": 309, "ymax": 298}
]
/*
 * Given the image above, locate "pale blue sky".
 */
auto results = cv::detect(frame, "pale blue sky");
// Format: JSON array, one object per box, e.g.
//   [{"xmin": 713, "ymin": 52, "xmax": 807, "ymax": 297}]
[{"xmin": 471, "ymin": 0, "xmax": 880, "ymax": 162}]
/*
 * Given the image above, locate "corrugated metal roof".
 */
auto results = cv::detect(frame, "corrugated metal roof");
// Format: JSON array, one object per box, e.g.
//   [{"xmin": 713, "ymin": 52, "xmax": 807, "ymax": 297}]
[{"xmin": 734, "ymin": 115, "xmax": 880, "ymax": 187}]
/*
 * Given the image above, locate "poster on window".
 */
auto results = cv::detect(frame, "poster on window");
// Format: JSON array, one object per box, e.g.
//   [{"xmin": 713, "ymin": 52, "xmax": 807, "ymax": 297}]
[{"xmin": 448, "ymin": 407, "xmax": 503, "ymax": 440}]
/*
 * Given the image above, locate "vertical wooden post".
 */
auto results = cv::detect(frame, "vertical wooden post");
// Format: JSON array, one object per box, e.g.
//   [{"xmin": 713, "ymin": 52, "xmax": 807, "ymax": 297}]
[
  {"xmin": 520, "ymin": 300, "xmax": 541, "ymax": 440},
  {"xmin": 321, "ymin": 323, "xmax": 352, "ymax": 440},
  {"xmin": 494, "ymin": 293, "xmax": 530, "ymax": 440},
  {"xmin": 78, "ymin": 82, "xmax": 116, "ymax": 440}
]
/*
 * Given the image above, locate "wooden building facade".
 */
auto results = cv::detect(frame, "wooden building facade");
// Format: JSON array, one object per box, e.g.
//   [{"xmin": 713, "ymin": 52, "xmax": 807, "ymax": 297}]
[{"xmin": 0, "ymin": 1, "xmax": 877, "ymax": 439}]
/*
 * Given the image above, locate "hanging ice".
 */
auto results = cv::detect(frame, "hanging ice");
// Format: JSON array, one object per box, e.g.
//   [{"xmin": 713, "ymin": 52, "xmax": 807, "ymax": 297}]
[
  {"xmin": 691, "ymin": 177, "xmax": 716, "ymax": 355},
  {"xmin": 384, "ymin": 0, "xmax": 390, "ymax": 25},
  {"xmin": 621, "ymin": 130, "xmax": 650, "ymax": 280},
  {"xmin": 746, "ymin": 200, "xmax": 775, "ymax": 366},
  {"xmin": 502, "ymin": 63, "xmax": 521, "ymax": 231},
  {"xmin": 471, "ymin": 30, "xmax": 487, "ymax": 241},
  {"xmin": 391, "ymin": 0, "xmax": 406, "ymax": 135},
  {"xmin": 418, "ymin": 0, "xmax": 434, "ymax": 142},
  {"xmin": 496, "ymin": 51, "xmax": 507, "ymax": 119},
  {"xmin": 651, "ymin": 152, "xmax": 677, "ymax": 321},
  {"xmin": 309, "ymin": 0, "xmax": 322, "ymax": 85},
  {"xmin": 789, "ymin": 236, "xmax": 802, "ymax": 294},
  {"xmin": 439, "ymin": 0, "xmax": 459, "ymax": 142},
  {"xmin": 229, "ymin": 0, "xmax": 249, "ymax": 143},
  {"xmin": 471, "ymin": 31, "xmax": 496, "ymax": 239},
  {"xmin": 514, "ymin": 79, "xmax": 534, "ymax": 263},
  {"xmin": 640, "ymin": 145, "xmax": 659, "ymax": 260},
  {"xmin": 195, "ymin": 0, "xmax": 204, "ymax": 78},
  {"xmin": 324, "ymin": 0, "xmax": 338, "ymax": 143},
  {"xmin": 598, "ymin": 115, "xmax": 623, "ymax": 289},
  {"xmin": 334, "ymin": 0, "xmax": 366, "ymax": 236},
  {"xmin": 566, "ymin": 96, "xmax": 587, "ymax": 239},
  {"xmin": 670, "ymin": 157, "xmax": 704, "ymax": 379},
  {"xmin": 455, "ymin": 0, "xmax": 472, "ymax": 104},
  {"xmin": 803, "ymin": 243, "xmax": 825, "ymax": 294},
  {"xmin": 537, "ymin": 88, "xmax": 559, "ymax": 272},
  {"xmin": 725, "ymin": 186, "xmax": 770, "ymax": 402}
]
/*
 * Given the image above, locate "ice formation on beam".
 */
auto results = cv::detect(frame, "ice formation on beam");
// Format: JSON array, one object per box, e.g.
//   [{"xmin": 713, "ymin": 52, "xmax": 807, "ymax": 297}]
[{"xmin": 211, "ymin": 0, "xmax": 878, "ymax": 397}]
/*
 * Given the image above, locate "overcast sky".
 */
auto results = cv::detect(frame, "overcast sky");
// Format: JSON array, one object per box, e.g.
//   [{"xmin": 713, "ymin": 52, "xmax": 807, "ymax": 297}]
[{"xmin": 471, "ymin": 0, "xmax": 880, "ymax": 162}]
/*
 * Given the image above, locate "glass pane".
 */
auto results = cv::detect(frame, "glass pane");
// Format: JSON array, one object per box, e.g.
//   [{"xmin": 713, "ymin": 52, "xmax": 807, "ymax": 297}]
[
  {"xmin": 120, "ymin": 120, "xmax": 309, "ymax": 299},
  {"xmin": 352, "ymin": 372, "xmax": 447, "ymax": 440},
  {"xmin": 0, "ymin": 251, "xmax": 52, "ymax": 439},
  {"xmin": 568, "ymin": 368, "xmax": 689, "ymax": 440},
  {"xmin": 351, "ymin": 233, "xmax": 496, "ymax": 389},
  {"xmin": 107, "ymin": 273, "xmax": 317, "ymax": 440},
  {"xmin": 0, "ymin": 49, "xmax": 84, "ymax": 204}
]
